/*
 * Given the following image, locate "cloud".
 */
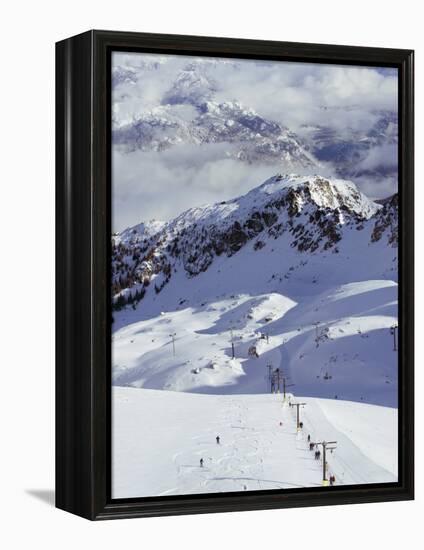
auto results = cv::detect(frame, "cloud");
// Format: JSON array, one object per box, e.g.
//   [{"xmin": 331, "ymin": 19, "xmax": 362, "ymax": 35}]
[
  {"xmin": 356, "ymin": 144, "xmax": 398, "ymax": 171},
  {"xmin": 112, "ymin": 53, "xmax": 398, "ymax": 229},
  {"xmin": 113, "ymin": 53, "xmax": 397, "ymax": 130},
  {"xmin": 354, "ymin": 174, "xmax": 398, "ymax": 201},
  {"xmin": 112, "ymin": 145, "xmax": 286, "ymax": 231},
  {"xmin": 214, "ymin": 63, "xmax": 397, "ymax": 132}
]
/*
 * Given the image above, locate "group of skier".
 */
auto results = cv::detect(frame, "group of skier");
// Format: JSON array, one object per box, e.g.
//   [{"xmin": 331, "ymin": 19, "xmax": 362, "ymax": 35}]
[
  {"xmin": 200, "ymin": 436, "xmax": 221, "ymax": 467},
  {"xmin": 308, "ymin": 434, "xmax": 320, "ymax": 457}
]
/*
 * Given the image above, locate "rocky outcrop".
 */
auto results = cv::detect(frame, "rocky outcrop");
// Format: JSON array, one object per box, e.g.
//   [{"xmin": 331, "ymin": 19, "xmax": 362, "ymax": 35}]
[{"xmin": 371, "ymin": 194, "xmax": 398, "ymax": 246}]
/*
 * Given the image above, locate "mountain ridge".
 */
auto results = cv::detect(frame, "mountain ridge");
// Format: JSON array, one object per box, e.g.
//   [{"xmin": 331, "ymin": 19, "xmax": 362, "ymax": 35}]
[{"xmin": 112, "ymin": 174, "xmax": 397, "ymax": 309}]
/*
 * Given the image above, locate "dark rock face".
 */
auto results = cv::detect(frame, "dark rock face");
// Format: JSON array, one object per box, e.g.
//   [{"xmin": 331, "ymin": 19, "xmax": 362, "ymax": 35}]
[
  {"xmin": 224, "ymin": 222, "xmax": 249, "ymax": 253},
  {"xmin": 371, "ymin": 194, "xmax": 398, "ymax": 245}
]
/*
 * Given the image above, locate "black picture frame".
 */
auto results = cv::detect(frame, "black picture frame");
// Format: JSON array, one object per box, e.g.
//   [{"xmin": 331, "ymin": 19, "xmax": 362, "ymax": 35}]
[{"xmin": 56, "ymin": 29, "xmax": 414, "ymax": 520}]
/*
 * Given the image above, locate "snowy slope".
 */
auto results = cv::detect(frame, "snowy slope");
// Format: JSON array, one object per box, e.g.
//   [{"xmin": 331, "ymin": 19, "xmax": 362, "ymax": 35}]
[
  {"xmin": 112, "ymin": 387, "xmax": 397, "ymax": 498},
  {"xmin": 112, "ymin": 174, "xmax": 398, "ymax": 407},
  {"xmin": 115, "ymin": 219, "xmax": 166, "ymax": 245}
]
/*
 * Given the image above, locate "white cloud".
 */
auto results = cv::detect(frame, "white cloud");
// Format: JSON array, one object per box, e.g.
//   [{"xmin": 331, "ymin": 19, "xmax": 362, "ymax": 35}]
[
  {"xmin": 357, "ymin": 144, "xmax": 398, "ymax": 171},
  {"xmin": 355, "ymin": 174, "xmax": 398, "ymax": 201},
  {"xmin": 113, "ymin": 146, "xmax": 284, "ymax": 230},
  {"xmin": 112, "ymin": 52, "xmax": 398, "ymax": 230}
]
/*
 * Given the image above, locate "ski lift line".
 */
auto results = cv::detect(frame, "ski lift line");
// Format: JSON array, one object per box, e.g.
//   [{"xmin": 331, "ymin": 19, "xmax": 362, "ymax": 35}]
[
  {"xmin": 314, "ymin": 440, "xmax": 338, "ymax": 482},
  {"xmin": 291, "ymin": 406, "xmax": 341, "ymax": 484},
  {"xmin": 331, "ymin": 450, "xmax": 368, "ymax": 485}
]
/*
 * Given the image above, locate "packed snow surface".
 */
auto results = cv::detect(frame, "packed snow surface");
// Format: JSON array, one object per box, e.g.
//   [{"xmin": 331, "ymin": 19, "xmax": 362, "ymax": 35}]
[{"xmin": 112, "ymin": 387, "xmax": 397, "ymax": 498}]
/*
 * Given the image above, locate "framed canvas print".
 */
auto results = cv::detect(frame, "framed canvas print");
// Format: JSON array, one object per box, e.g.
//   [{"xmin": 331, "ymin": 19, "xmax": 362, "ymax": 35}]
[{"xmin": 56, "ymin": 30, "xmax": 414, "ymax": 520}]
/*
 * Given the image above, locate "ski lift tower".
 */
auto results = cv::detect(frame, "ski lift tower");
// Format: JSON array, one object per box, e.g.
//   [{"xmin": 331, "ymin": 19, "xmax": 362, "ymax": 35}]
[
  {"xmin": 291, "ymin": 402, "xmax": 306, "ymax": 431},
  {"xmin": 390, "ymin": 324, "xmax": 398, "ymax": 351},
  {"xmin": 229, "ymin": 326, "xmax": 235, "ymax": 359},
  {"xmin": 315, "ymin": 440, "xmax": 337, "ymax": 486},
  {"xmin": 313, "ymin": 321, "xmax": 321, "ymax": 347},
  {"xmin": 267, "ymin": 364, "xmax": 274, "ymax": 393},
  {"xmin": 169, "ymin": 332, "xmax": 177, "ymax": 357},
  {"xmin": 282, "ymin": 376, "xmax": 294, "ymax": 402}
]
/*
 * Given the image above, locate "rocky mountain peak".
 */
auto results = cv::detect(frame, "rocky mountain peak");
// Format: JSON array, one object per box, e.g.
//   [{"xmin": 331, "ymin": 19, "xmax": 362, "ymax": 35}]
[
  {"xmin": 111, "ymin": 174, "xmax": 395, "ymax": 310},
  {"xmin": 162, "ymin": 64, "xmax": 218, "ymax": 107}
]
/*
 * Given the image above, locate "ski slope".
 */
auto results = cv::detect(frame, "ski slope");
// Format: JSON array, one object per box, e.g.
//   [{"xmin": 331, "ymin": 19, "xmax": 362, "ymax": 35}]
[
  {"xmin": 112, "ymin": 279, "xmax": 397, "ymax": 406},
  {"xmin": 112, "ymin": 387, "xmax": 397, "ymax": 498}
]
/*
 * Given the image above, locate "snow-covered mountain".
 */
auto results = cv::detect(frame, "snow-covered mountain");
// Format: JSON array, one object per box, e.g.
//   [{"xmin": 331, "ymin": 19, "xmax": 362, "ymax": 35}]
[
  {"xmin": 112, "ymin": 174, "xmax": 393, "ymax": 290},
  {"xmin": 112, "ymin": 174, "xmax": 398, "ymax": 407},
  {"xmin": 162, "ymin": 62, "xmax": 219, "ymax": 106},
  {"xmin": 113, "ymin": 100, "xmax": 318, "ymax": 168},
  {"xmin": 112, "ymin": 60, "xmax": 397, "ymax": 187},
  {"xmin": 111, "ymin": 57, "xmax": 399, "ymax": 497},
  {"xmin": 113, "ymin": 60, "xmax": 319, "ymax": 170}
]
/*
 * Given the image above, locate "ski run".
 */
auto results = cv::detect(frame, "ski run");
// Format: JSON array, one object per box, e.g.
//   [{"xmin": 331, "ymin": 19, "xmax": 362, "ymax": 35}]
[{"xmin": 112, "ymin": 387, "xmax": 397, "ymax": 498}]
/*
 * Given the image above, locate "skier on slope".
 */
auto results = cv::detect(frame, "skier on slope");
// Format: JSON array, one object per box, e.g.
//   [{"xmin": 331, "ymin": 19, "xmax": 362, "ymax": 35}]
[
  {"xmin": 200, "ymin": 458, "xmax": 204, "ymax": 468},
  {"xmin": 307, "ymin": 434, "xmax": 311, "ymax": 442},
  {"xmin": 216, "ymin": 436, "xmax": 220, "ymax": 444}
]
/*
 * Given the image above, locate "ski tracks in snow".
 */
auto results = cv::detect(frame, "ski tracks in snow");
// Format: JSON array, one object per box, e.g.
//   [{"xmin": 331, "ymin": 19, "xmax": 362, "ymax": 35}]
[{"xmin": 170, "ymin": 395, "xmax": 323, "ymax": 495}]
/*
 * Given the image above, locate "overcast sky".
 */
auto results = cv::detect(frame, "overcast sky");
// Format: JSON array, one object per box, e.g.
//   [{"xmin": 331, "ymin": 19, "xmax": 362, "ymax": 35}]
[{"xmin": 112, "ymin": 52, "xmax": 398, "ymax": 231}]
